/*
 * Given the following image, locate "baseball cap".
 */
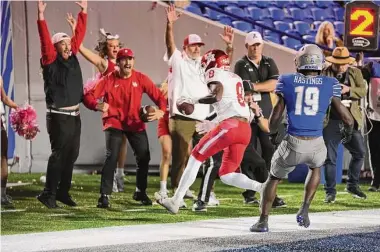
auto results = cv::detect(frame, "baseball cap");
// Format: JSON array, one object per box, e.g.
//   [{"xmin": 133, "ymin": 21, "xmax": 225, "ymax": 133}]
[
  {"xmin": 117, "ymin": 48, "xmax": 135, "ymax": 60},
  {"xmin": 183, "ymin": 34, "xmax": 205, "ymax": 47},
  {"xmin": 51, "ymin": 32, "xmax": 71, "ymax": 44},
  {"xmin": 245, "ymin": 31, "xmax": 263, "ymax": 46}
]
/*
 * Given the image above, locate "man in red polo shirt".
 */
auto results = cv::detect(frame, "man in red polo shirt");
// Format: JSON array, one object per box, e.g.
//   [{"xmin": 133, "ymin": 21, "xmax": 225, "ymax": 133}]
[{"xmin": 84, "ymin": 48, "xmax": 167, "ymax": 208}]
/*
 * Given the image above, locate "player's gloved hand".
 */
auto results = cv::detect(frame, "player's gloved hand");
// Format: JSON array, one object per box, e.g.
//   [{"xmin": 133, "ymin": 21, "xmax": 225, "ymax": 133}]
[
  {"xmin": 340, "ymin": 123, "xmax": 353, "ymax": 144},
  {"xmin": 196, "ymin": 120, "xmax": 217, "ymax": 135}
]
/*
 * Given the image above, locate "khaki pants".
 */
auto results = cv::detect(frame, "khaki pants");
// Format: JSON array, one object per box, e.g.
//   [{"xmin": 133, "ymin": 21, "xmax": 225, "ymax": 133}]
[{"xmin": 169, "ymin": 115, "xmax": 198, "ymax": 189}]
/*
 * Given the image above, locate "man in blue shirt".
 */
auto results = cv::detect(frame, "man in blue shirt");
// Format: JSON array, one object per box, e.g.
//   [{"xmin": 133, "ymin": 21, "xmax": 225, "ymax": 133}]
[{"xmin": 250, "ymin": 44, "xmax": 354, "ymax": 232}]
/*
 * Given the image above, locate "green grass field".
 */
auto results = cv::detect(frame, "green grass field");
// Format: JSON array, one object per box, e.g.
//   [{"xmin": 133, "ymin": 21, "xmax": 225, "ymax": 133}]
[{"xmin": 1, "ymin": 173, "xmax": 379, "ymax": 235}]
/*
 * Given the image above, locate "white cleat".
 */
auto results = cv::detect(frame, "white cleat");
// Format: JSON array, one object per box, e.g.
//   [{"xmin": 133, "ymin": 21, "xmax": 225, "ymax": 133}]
[
  {"xmin": 157, "ymin": 198, "xmax": 180, "ymax": 214},
  {"xmin": 154, "ymin": 190, "xmax": 169, "ymax": 201},
  {"xmin": 184, "ymin": 189, "xmax": 195, "ymax": 199},
  {"xmin": 208, "ymin": 192, "xmax": 220, "ymax": 207}
]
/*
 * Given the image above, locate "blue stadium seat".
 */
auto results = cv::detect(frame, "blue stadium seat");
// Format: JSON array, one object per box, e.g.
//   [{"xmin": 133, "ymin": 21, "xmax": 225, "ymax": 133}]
[
  {"xmin": 293, "ymin": 21, "xmax": 311, "ymax": 35},
  {"xmin": 313, "ymin": 21, "xmax": 322, "ymax": 31},
  {"xmin": 225, "ymin": 6, "xmax": 246, "ymax": 18},
  {"xmin": 237, "ymin": 1, "xmax": 250, "ymax": 8},
  {"xmin": 274, "ymin": 21, "xmax": 292, "ymax": 32},
  {"xmin": 185, "ymin": 5, "xmax": 202, "ymax": 16},
  {"xmin": 333, "ymin": 7, "xmax": 344, "ymax": 21},
  {"xmin": 246, "ymin": 7, "xmax": 264, "ymax": 20},
  {"xmin": 302, "ymin": 35, "xmax": 315, "ymax": 43},
  {"xmin": 265, "ymin": 35, "xmax": 281, "ymax": 44},
  {"xmin": 215, "ymin": 1, "xmax": 238, "ymax": 8},
  {"xmin": 334, "ymin": 21, "xmax": 344, "ymax": 36},
  {"xmin": 269, "ymin": 7, "xmax": 285, "ymax": 21},
  {"xmin": 311, "ymin": 8, "xmax": 334, "ymax": 21},
  {"xmin": 232, "ymin": 21, "xmax": 253, "ymax": 32},
  {"xmin": 274, "ymin": 0, "xmax": 294, "ymax": 8},
  {"xmin": 204, "ymin": 7, "xmax": 220, "ymax": 20},
  {"xmin": 219, "ymin": 17, "xmax": 233, "ymax": 26},
  {"xmin": 294, "ymin": 0, "xmax": 314, "ymax": 9},
  {"xmin": 285, "ymin": 29, "xmax": 301, "ymax": 37},
  {"xmin": 255, "ymin": 1, "xmax": 271, "ymax": 8},
  {"xmin": 289, "ymin": 7, "xmax": 305, "ymax": 21},
  {"xmin": 282, "ymin": 36, "xmax": 302, "ymax": 50},
  {"xmin": 315, "ymin": 0, "xmax": 333, "ymax": 8}
]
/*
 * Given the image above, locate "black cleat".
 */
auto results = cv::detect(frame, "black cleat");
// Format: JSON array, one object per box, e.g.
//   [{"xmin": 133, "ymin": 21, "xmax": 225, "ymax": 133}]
[
  {"xmin": 133, "ymin": 192, "xmax": 152, "ymax": 206},
  {"xmin": 37, "ymin": 192, "xmax": 58, "ymax": 209},
  {"xmin": 272, "ymin": 196, "xmax": 287, "ymax": 208},
  {"xmin": 347, "ymin": 187, "xmax": 367, "ymax": 199},
  {"xmin": 192, "ymin": 199, "xmax": 207, "ymax": 212},
  {"xmin": 56, "ymin": 194, "xmax": 77, "ymax": 207},
  {"xmin": 97, "ymin": 194, "xmax": 110, "ymax": 208}
]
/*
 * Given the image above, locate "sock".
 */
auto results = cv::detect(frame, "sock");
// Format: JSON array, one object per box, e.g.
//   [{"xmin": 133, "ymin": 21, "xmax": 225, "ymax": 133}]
[
  {"xmin": 220, "ymin": 173, "xmax": 263, "ymax": 192},
  {"xmin": 1, "ymin": 186, "xmax": 6, "ymax": 197},
  {"xmin": 172, "ymin": 155, "xmax": 202, "ymax": 204},
  {"xmin": 160, "ymin": 181, "xmax": 167, "ymax": 192},
  {"xmin": 135, "ymin": 187, "xmax": 141, "ymax": 192},
  {"xmin": 116, "ymin": 168, "xmax": 124, "ymax": 177}
]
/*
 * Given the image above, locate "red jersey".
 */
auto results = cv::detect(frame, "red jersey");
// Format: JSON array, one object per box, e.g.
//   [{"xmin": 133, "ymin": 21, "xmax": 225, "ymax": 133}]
[{"xmin": 83, "ymin": 70, "xmax": 167, "ymax": 132}]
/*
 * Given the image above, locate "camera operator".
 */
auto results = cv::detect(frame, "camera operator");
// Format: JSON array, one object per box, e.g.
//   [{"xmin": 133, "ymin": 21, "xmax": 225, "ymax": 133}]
[{"xmin": 322, "ymin": 47, "xmax": 367, "ymax": 203}]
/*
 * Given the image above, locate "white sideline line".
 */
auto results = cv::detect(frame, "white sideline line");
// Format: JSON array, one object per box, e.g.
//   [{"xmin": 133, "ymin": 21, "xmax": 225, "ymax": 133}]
[{"xmin": 1, "ymin": 209, "xmax": 380, "ymax": 252}]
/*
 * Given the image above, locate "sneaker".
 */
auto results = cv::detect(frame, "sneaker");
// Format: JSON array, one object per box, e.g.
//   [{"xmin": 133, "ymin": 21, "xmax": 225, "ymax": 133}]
[
  {"xmin": 56, "ymin": 194, "xmax": 77, "ymax": 207},
  {"xmin": 242, "ymin": 191, "xmax": 259, "ymax": 205},
  {"xmin": 97, "ymin": 194, "xmax": 110, "ymax": 208},
  {"xmin": 154, "ymin": 190, "xmax": 168, "ymax": 201},
  {"xmin": 112, "ymin": 176, "xmax": 118, "ymax": 193},
  {"xmin": 1, "ymin": 195, "xmax": 13, "ymax": 206},
  {"xmin": 346, "ymin": 187, "xmax": 367, "ymax": 199},
  {"xmin": 272, "ymin": 196, "xmax": 287, "ymax": 208},
  {"xmin": 368, "ymin": 186, "xmax": 379, "ymax": 192},
  {"xmin": 157, "ymin": 197, "xmax": 180, "ymax": 214},
  {"xmin": 324, "ymin": 194, "xmax": 336, "ymax": 203},
  {"xmin": 37, "ymin": 192, "xmax": 58, "ymax": 209},
  {"xmin": 250, "ymin": 219, "xmax": 269, "ymax": 232},
  {"xmin": 184, "ymin": 189, "xmax": 195, "ymax": 199},
  {"xmin": 133, "ymin": 192, "xmax": 153, "ymax": 206},
  {"xmin": 115, "ymin": 175, "xmax": 124, "ymax": 192},
  {"xmin": 192, "ymin": 199, "xmax": 207, "ymax": 212},
  {"xmin": 208, "ymin": 192, "xmax": 220, "ymax": 207}
]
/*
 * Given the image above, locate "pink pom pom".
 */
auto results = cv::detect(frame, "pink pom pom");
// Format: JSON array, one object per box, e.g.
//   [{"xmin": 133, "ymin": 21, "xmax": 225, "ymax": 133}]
[
  {"xmin": 9, "ymin": 104, "xmax": 40, "ymax": 140},
  {"xmin": 83, "ymin": 72, "xmax": 101, "ymax": 95}
]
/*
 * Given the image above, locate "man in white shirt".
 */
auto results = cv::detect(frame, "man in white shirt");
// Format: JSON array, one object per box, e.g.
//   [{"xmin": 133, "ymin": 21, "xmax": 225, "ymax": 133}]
[{"xmin": 163, "ymin": 4, "xmax": 234, "ymax": 196}]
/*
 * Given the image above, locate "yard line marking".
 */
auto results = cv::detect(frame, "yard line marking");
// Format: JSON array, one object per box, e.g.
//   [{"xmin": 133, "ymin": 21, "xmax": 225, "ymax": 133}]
[{"xmin": 1, "ymin": 209, "xmax": 26, "ymax": 213}]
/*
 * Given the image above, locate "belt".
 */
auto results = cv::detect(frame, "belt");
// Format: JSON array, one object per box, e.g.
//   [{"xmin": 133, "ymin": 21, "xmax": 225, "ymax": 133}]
[{"xmin": 47, "ymin": 108, "xmax": 80, "ymax": 116}]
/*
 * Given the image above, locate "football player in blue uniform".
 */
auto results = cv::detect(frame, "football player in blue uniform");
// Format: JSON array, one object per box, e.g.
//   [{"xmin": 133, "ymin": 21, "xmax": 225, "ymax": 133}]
[{"xmin": 250, "ymin": 44, "xmax": 354, "ymax": 232}]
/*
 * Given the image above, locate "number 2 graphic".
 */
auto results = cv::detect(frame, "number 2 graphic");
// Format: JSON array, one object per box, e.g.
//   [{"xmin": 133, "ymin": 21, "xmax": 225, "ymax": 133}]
[
  {"xmin": 350, "ymin": 9, "xmax": 374, "ymax": 36},
  {"xmin": 295, "ymin": 86, "xmax": 319, "ymax": 116}
]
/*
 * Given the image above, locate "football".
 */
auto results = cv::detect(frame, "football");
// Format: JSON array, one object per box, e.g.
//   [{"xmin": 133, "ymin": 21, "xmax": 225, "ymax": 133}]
[
  {"xmin": 139, "ymin": 105, "xmax": 156, "ymax": 122},
  {"xmin": 177, "ymin": 101, "xmax": 194, "ymax": 115}
]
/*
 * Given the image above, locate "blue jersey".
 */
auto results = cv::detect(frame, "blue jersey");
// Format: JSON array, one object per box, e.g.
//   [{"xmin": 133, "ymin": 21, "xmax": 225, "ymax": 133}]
[{"xmin": 276, "ymin": 73, "xmax": 341, "ymax": 137}]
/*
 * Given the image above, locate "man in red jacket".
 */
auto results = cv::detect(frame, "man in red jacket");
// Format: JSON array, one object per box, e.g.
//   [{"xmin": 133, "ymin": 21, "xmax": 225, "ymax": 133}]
[
  {"xmin": 36, "ymin": 0, "xmax": 87, "ymax": 209},
  {"xmin": 84, "ymin": 48, "xmax": 167, "ymax": 208}
]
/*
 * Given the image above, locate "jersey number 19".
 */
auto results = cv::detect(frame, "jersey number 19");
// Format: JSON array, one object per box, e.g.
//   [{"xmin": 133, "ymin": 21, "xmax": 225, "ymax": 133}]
[{"xmin": 294, "ymin": 86, "xmax": 319, "ymax": 116}]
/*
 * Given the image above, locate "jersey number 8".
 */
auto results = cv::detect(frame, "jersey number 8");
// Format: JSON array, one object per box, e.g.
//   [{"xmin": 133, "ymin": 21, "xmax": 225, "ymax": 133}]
[{"xmin": 295, "ymin": 86, "xmax": 319, "ymax": 116}]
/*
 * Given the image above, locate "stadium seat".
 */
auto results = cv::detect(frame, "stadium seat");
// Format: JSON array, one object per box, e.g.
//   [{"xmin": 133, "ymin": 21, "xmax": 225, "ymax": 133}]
[
  {"xmin": 274, "ymin": 21, "xmax": 292, "ymax": 32},
  {"xmin": 311, "ymin": 8, "xmax": 334, "ymax": 21},
  {"xmin": 204, "ymin": 7, "xmax": 220, "ymax": 20},
  {"xmin": 334, "ymin": 21, "xmax": 344, "ymax": 36},
  {"xmin": 274, "ymin": 0, "xmax": 294, "ymax": 8},
  {"xmin": 313, "ymin": 21, "xmax": 322, "ymax": 31},
  {"xmin": 333, "ymin": 8, "xmax": 344, "ymax": 21},
  {"xmin": 289, "ymin": 7, "xmax": 305, "ymax": 21},
  {"xmin": 282, "ymin": 36, "xmax": 302, "ymax": 50},
  {"xmin": 232, "ymin": 21, "xmax": 253, "ymax": 32},
  {"xmin": 294, "ymin": 0, "xmax": 314, "ymax": 9},
  {"xmin": 225, "ymin": 6, "xmax": 246, "ymax": 18},
  {"xmin": 246, "ymin": 7, "xmax": 264, "ymax": 20},
  {"xmin": 285, "ymin": 29, "xmax": 301, "ymax": 37},
  {"xmin": 269, "ymin": 7, "xmax": 285, "ymax": 21},
  {"xmin": 218, "ymin": 17, "xmax": 232, "ymax": 26},
  {"xmin": 185, "ymin": 5, "xmax": 202, "ymax": 16},
  {"xmin": 255, "ymin": 1, "xmax": 271, "ymax": 8},
  {"xmin": 302, "ymin": 35, "xmax": 315, "ymax": 43},
  {"xmin": 293, "ymin": 21, "xmax": 311, "ymax": 35},
  {"xmin": 264, "ymin": 35, "xmax": 281, "ymax": 44},
  {"xmin": 315, "ymin": 0, "xmax": 333, "ymax": 8}
]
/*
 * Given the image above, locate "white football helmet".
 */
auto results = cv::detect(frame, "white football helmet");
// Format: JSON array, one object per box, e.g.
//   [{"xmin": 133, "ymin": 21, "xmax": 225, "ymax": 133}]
[{"xmin": 295, "ymin": 44, "xmax": 324, "ymax": 71}]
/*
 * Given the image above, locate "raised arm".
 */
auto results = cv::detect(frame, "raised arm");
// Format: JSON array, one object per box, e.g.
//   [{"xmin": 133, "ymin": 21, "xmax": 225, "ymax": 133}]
[
  {"xmin": 165, "ymin": 4, "xmax": 180, "ymax": 59},
  {"xmin": 79, "ymin": 44, "xmax": 108, "ymax": 73},
  {"xmin": 219, "ymin": 26, "xmax": 235, "ymax": 62},
  {"xmin": 37, "ymin": 0, "xmax": 56, "ymax": 66},
  {"xmin": 70, "ymin": 0, "xmax": 88, "ymax": 55}
]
